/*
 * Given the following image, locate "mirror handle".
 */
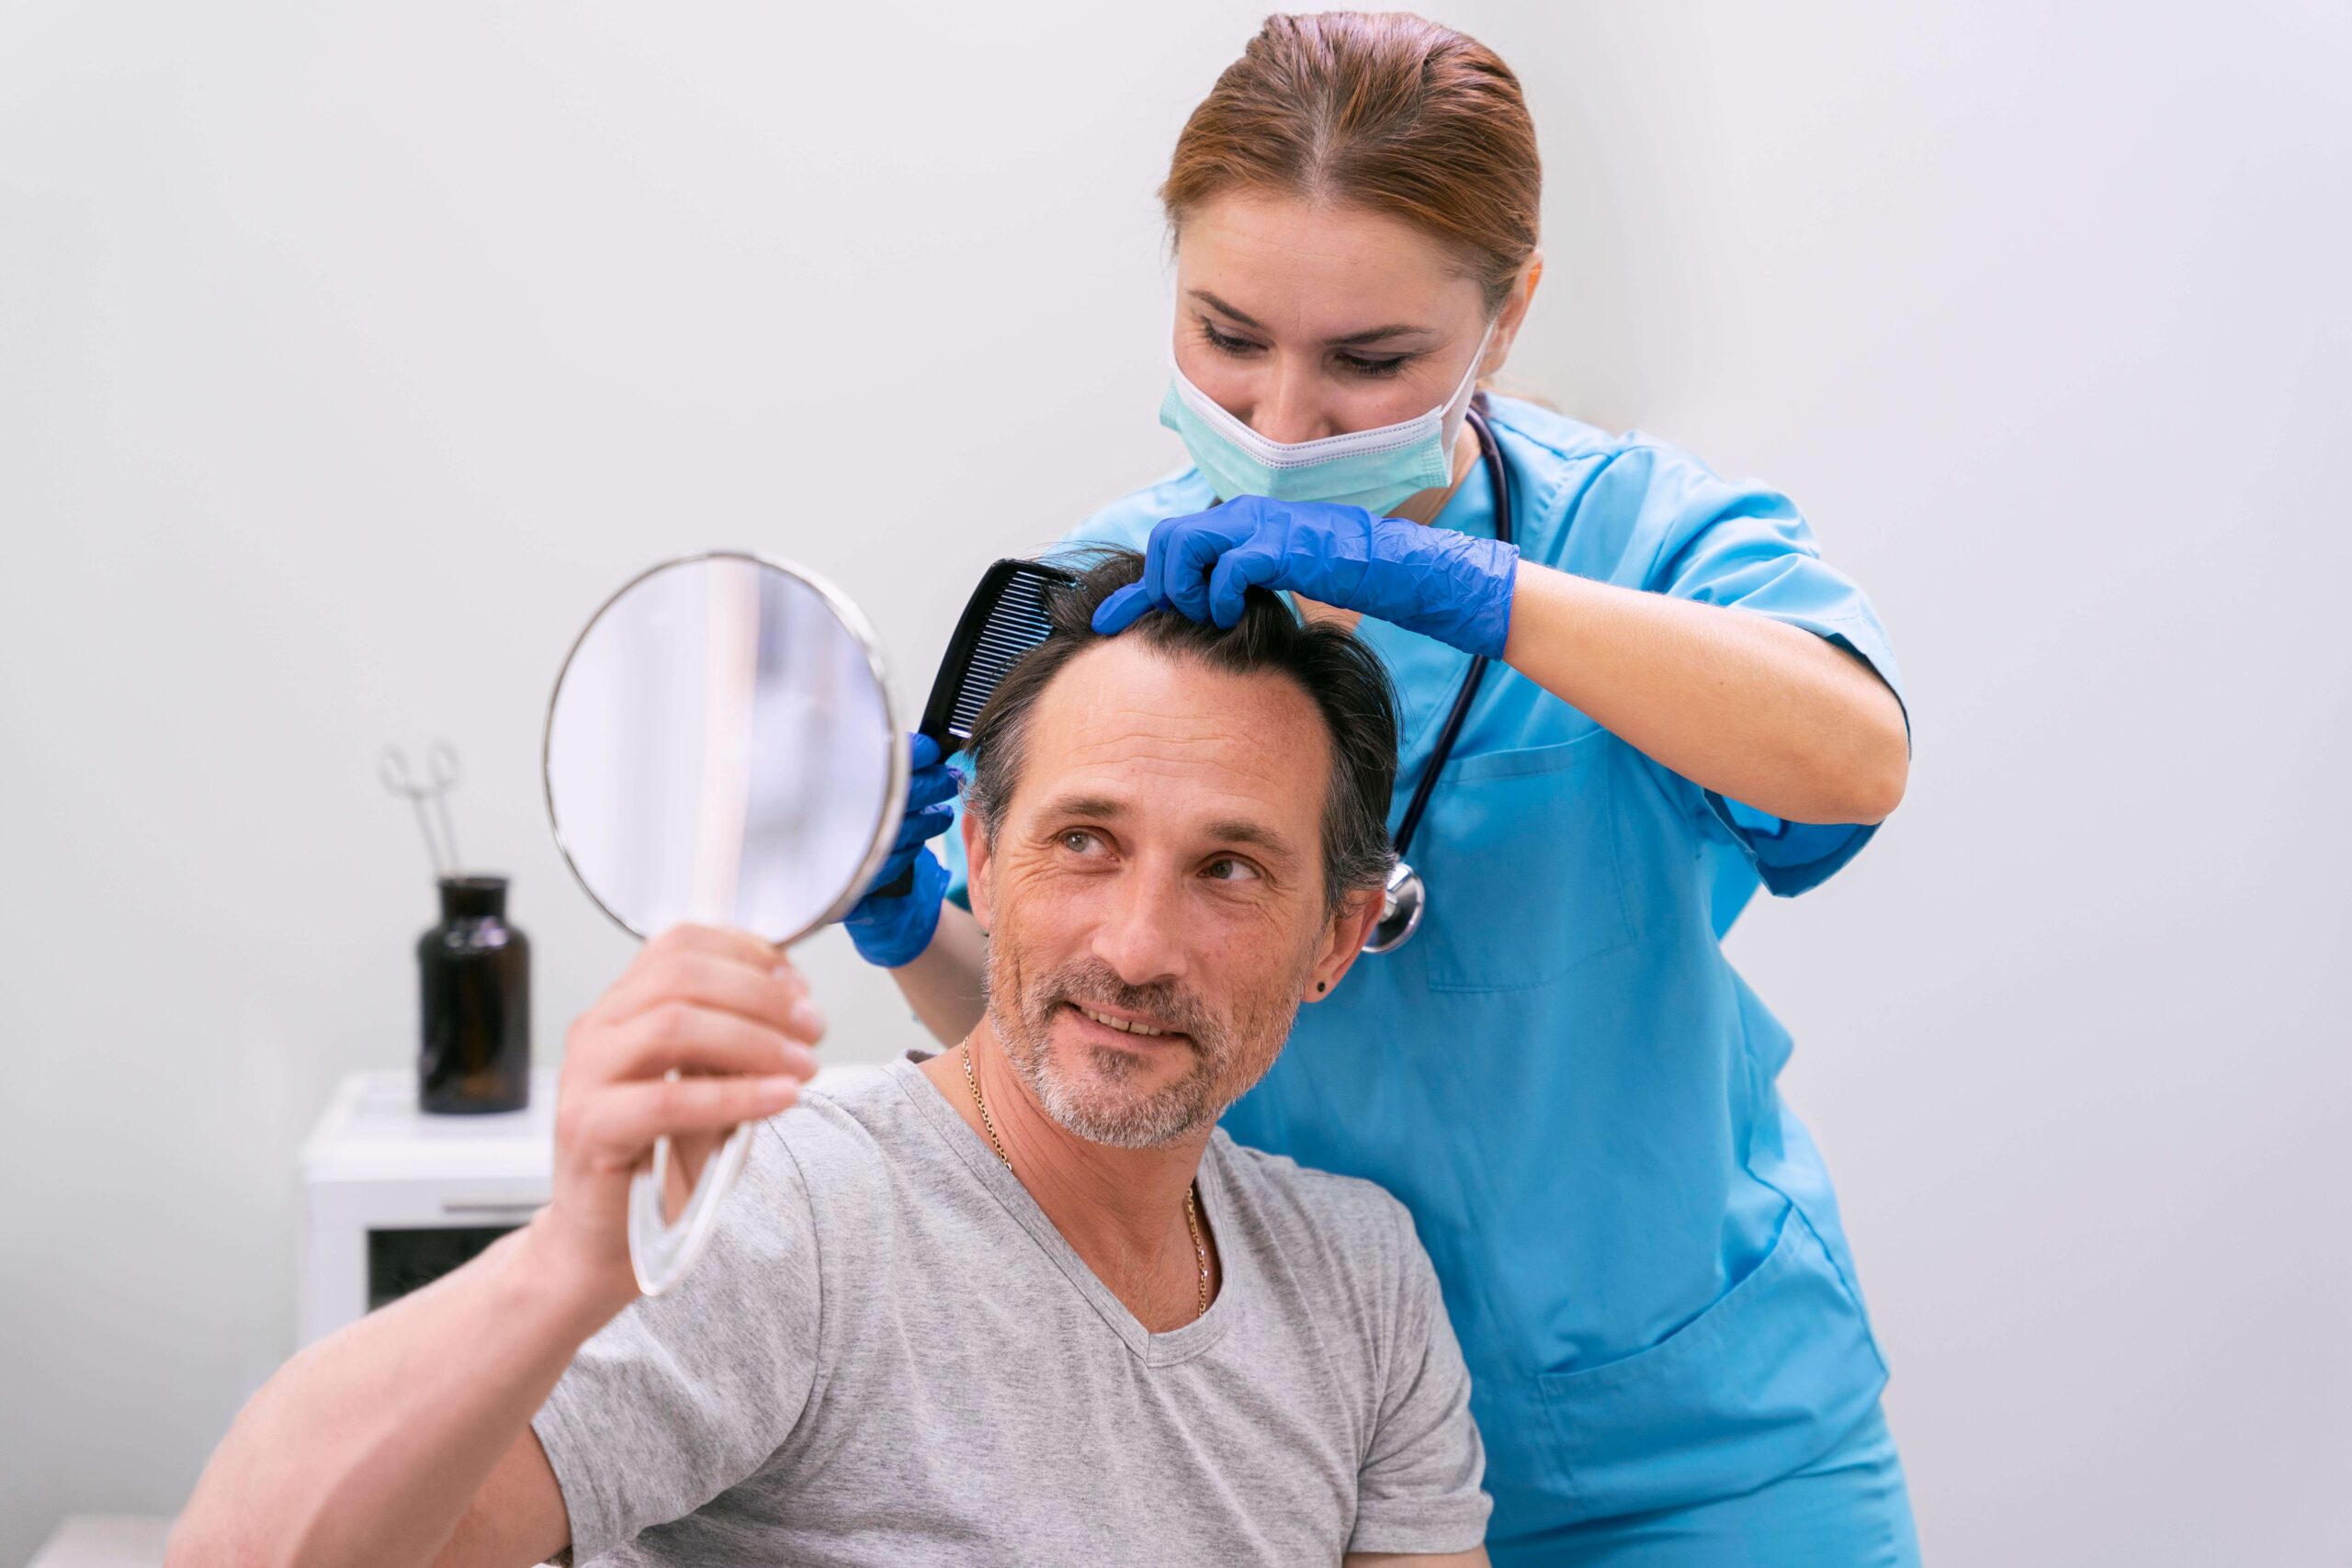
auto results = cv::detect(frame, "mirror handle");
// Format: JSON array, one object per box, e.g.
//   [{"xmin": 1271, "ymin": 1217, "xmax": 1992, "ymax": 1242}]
[{"xmin": 627, "ymin": 1104, "xmax": 759, "ymax": 1297}]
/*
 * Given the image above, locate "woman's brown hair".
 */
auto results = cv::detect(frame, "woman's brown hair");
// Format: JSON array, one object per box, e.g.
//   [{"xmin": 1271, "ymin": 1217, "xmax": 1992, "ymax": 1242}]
[{"xmin": 1162, "ymin": 11, "xmax": 1542, "ymax": 313}]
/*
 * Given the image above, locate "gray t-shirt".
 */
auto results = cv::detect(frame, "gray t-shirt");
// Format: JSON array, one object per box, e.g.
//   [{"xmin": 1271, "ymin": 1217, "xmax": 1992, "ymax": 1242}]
[{"xmin": 532, "ymin": 1057, "xmax": 1488, "ymax": 1565}]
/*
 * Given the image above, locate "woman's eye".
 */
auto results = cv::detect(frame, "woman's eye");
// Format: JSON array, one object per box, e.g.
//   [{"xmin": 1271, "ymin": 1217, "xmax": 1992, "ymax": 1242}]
[
  {"xmin": 1204, "ymin": 855, "xmax": 1261, "ymax": 883},
  {"xmin": 1200, "ymin": 318, "xmax": 1262, "ymax": 356},
  {"xmin": 1337, "ymin": 352, "xmax": 1410, "ymax": 378}
]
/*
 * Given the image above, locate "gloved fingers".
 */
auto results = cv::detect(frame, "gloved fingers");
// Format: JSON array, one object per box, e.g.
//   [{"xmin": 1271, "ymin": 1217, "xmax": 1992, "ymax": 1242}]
[
  {"xmin": 1205, "ymin": 542, "xmax": 1285, "ymax": 628},
  {"xmin": 1136, "ymin": 513, "xmax": 1190, "ymax": 610},
  {"xmin": 1160, "ymin": 510, "xmax": 1251, "ymax": 624},
  {"xmin": 906, "ymin": 758, "xmax": 960, "ymax": 813},
  {"xmin": 1091, "ymin": 581, "xmax": 1154, "ymax": 636},
  {"xmin": 860, "ymin": 806, "xmax": 951, "ymax": 902},
  {"xmin": 909, "ymin": 731, "xmax": 944, "ymax": 772},
  {"xmin": 843, "ymin": 845, "xmax": 948, "ymax": 968},
  {"xmin": 861, "ymin": 840, "xmax": 922, "ymax": 899},
  {"xmin": 892, "ymin": 801, "xmax": 955, "ymax": 853},
  {"xmin": 1217, "ymin": 493, "xmax": 1281, "ymax": 530}
]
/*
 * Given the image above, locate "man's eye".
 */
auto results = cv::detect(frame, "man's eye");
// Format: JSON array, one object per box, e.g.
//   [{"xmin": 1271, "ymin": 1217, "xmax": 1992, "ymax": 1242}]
[
  {"xmin": 1204, "ymin": 855, "xmax": 1261, "ymax": 883},
  {"xmin": 1059, "ymin": 830, "xmax": 1102, "ymax": 855}
]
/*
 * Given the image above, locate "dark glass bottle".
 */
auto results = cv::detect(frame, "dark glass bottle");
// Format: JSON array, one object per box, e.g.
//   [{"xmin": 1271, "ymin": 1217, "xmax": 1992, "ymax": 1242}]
[{"xmin": 418, "ymin": 874, "xmax": 531, "ymax": 1114}]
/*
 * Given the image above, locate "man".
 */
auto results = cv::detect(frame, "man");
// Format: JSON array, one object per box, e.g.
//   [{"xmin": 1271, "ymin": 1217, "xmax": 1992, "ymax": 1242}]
[{"xmin": 171, "ymin": 550, "xmax": 1491, "ymax": 1567}]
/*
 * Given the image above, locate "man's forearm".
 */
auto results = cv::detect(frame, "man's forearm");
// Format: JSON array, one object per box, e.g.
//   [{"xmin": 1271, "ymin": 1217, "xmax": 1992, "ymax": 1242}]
[{"xmin": 171, "ymin": 1219, "xmax": 626, "ymax": 1568}]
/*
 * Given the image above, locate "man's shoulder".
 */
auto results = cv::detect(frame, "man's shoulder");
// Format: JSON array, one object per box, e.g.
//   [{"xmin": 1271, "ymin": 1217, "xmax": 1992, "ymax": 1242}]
[
  {"xmin": 749, "ymin": 1060, "xmax": 932, "ymax": 1206},
  {"xmin": 1214, "ymin": 1131, "xmax": 1408, "ymax": 1214},
  {"xmin": 1209, "ymin": 1133, "xmax": 1424, "ymax": 1291}
]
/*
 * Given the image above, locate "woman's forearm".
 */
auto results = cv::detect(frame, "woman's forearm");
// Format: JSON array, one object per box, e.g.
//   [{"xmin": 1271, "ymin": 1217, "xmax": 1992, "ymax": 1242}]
[
  {"xmin": 170, "ymin": 1220, "xmax": 625, "ymax": 1568},
  {"xmin": 1504, "ymin": 562, "xmax": 1908, "ymax": 825},
  {"xmin": 889, "ymin": 900, "xmax": 989, "ymax": 1045}
]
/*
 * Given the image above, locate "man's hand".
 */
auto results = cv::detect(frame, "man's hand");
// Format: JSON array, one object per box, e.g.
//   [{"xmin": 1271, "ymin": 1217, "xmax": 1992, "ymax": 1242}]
[
  {"xmin": 168, "ymin": 925, "xmax": 826, "ymax": 1568},
  {"xmin": 526, "ymin": 924, "xmax": 824, "ymax": 1311}
]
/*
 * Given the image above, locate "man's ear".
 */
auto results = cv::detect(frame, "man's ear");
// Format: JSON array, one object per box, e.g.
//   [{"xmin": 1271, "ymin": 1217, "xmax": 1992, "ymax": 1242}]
[
  {"xmin": 961, "ymin": 807, "xmax": 994, "ymax": 936},
  {"xmin": 1301, "ymin": 886, "xmax": 1385, "ymax": 1003}
]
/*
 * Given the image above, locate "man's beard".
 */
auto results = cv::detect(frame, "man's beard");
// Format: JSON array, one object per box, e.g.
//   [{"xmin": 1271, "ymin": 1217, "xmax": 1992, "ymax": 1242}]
[{"xmin": 984, "ymin": 942, "xmax": 1303, "ymax": 1150}]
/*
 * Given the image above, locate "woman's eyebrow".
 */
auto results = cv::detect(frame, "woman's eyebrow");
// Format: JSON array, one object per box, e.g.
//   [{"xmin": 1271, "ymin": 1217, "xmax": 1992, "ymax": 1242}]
[
  {"xmin": 1189, "ymin": 289, "xmax": 1266, "ymax": 330},
  {"xmin": 1324, "ymin": 321, "xmax": 1436, "ymax": 347},
  {"xmin": 1188, "ymin": 289, "xmax": 1435, "ymax": 348}
]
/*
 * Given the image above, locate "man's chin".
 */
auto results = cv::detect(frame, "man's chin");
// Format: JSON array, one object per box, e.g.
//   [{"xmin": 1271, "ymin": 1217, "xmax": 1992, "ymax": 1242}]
[{"xmin": 1030, "ymin": 1033, "xmax": 1215, "ymax": 1150}]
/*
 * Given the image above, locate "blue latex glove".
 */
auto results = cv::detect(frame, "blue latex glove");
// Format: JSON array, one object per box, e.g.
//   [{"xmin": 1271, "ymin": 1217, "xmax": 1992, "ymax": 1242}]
[
  {"xmin": 1091, "ymin": 494, "xmax": 1521, "ymax": 659},
  {"xmin": 841, "ymin": 732, "xmax": 959, "ymax": 968}
]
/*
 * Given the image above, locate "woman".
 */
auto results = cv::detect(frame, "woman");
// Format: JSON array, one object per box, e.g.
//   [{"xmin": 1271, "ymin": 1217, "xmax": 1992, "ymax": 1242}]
[{"xmin": 847, "ymin": 14, "xmax": 1919, "ymax": 1564}]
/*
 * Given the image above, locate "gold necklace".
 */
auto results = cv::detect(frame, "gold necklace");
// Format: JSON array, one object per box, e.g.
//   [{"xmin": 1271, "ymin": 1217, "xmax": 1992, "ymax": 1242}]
[{"xmin": 961, "ymin": 1041, "xmax": 1209, "ymax": 1321}]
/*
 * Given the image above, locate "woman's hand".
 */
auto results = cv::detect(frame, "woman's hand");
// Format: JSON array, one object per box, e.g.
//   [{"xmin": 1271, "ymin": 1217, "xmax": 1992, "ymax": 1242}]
[
  {"xmin": 1091, "ymin": 495, "xmax": 1521, "ymax": 658},
  {"xmin": 526, "ymin": 924, "xmax": 824, "ymax": 1311}
]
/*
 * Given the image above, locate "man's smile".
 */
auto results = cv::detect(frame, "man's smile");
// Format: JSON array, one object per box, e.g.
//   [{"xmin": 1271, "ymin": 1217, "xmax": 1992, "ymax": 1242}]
[{"xmin": 1057, "ymin": 999, "xmax": 1193, "ymax": 1048}]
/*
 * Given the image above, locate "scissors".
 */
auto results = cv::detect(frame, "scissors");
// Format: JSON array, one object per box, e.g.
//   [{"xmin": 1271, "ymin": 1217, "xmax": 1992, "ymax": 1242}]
[{"xmin": 379, "ymin": 740, "xmax": 463, "ymax": 879}]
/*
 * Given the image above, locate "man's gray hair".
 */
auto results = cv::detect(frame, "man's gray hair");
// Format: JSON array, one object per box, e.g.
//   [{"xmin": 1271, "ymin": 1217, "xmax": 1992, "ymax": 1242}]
[{"xmin": 961, "ymin": 547, "xmax": 1399, "ymax": 915}]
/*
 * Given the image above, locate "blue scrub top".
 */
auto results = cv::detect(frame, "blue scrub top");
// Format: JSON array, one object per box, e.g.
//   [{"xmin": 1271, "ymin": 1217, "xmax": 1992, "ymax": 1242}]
[{"xmin": 946, "ymin": 395, "xmax": 1910, "ymax": 1539}]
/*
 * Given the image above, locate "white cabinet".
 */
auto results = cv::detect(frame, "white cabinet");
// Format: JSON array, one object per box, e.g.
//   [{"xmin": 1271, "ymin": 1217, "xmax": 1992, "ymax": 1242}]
[
  {"xmin": 296, "ymin": 1069, "xmax": 558, "ymax": 1347},
  {"xmin": 295, "ymin": 1064, "xmax": 881, "ymax": 1345}
]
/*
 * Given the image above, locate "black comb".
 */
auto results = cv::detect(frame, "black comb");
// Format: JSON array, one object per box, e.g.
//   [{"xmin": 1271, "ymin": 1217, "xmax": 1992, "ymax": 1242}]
[{"xmin": 876, "ymin": 558, "xmax": 1078, "ymax": 898}]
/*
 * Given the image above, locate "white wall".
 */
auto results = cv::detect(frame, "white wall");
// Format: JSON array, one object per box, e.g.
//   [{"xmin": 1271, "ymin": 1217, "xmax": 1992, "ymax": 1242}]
[{"xmin": 2, "ymin": 4, "xmax": 2344, "ymax": 1561}]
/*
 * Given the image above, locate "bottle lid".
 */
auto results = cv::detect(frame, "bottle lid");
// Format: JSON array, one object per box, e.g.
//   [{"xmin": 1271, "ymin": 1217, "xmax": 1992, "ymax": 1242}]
[{"xmin": 438, "ymin": 874, "xmax": 509, "ymax": 920}]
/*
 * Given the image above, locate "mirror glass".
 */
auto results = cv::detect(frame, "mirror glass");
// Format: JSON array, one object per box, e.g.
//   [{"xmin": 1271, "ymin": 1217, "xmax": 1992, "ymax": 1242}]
[{"xmin": 545, "ymin": 552, "xmax": 903, "ymax": 945}]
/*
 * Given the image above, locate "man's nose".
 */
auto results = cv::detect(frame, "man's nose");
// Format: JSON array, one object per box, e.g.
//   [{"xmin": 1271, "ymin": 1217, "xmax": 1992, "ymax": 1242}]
[{"xmin": 1088, "ymin": 869, "xmax": 1190, "ymax": 991}]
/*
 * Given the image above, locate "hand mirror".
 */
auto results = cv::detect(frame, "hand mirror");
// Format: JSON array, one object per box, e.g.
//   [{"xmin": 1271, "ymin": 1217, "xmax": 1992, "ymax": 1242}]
[{"xmin": 544, "ymin": 551, "xmax": 903, "ymax": 1294}]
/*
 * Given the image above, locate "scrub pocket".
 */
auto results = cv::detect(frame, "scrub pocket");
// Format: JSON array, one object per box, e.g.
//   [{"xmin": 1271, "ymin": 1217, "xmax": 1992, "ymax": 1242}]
[
  {"xmin": 1534, "ymin": 1202, "xmax": 1887, "ymax": 1522},
  {"xmin": 1414, "ymin": 728, "xmax": 1632, "ymax": 992}
]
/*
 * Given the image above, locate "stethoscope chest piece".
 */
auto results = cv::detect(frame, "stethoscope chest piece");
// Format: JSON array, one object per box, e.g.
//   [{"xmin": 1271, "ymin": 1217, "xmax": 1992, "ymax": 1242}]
[{"xmin": 1363, "ymin": 860, "xmax": 1426, "ymax": 954}]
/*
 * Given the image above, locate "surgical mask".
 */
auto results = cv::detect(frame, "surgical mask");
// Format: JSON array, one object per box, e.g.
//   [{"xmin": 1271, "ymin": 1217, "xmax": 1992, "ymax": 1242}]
[{"xmin": 1159, "ymin": 320, "xmax": 1498, "ymax": 516}]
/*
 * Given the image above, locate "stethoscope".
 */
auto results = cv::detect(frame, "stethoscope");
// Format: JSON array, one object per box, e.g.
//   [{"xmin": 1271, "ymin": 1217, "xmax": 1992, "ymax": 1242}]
[{"xmin": 1363, "ymin": 398, "xmax": 1512, "ymax": 954}]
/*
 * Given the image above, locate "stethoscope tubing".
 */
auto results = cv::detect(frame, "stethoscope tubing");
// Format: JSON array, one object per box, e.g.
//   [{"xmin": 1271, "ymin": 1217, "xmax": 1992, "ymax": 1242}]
[
  {"xmin": 1389, "ymin": 399, "xmax": 1512, "ymax": 863},
  {"xmin": 1362, "ymin": 399, "xmax": 1513, "ymax": 956}
]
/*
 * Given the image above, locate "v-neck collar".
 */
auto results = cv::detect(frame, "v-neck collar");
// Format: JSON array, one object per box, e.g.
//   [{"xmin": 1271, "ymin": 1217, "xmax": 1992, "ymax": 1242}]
[{"xmin": 887, "ymin": 1056, "xmax": 1243, "ymax": 1368}]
